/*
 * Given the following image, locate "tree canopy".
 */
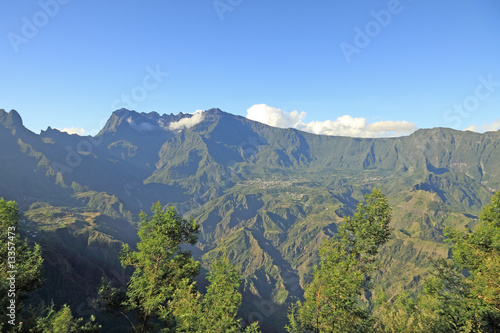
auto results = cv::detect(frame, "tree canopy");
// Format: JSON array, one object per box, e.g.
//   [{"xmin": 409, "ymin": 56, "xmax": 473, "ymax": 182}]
[
  {"xmin": 0, "ymin": 198, "xmax": 43, "ymax": 330},
  {"xmin": 287, "ymin": 188, "xmax": 392, "ymax": 332},
  {"xmin": 119, "ymin": 203, "xmax": 200, "ymax": 332},
  {"xmin": 168, "ymin": 251, "xmax": 249, "ymax": 332},
  {"xmin": 375, "ymin": 191, "xmax": 500, "ymax": 332}
]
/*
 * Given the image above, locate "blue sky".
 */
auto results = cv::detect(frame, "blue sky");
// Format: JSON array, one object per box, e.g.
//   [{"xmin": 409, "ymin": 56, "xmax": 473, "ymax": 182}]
[{"xmin": 1, "ymin": 0, "xmax": 499, "ymax": 137}]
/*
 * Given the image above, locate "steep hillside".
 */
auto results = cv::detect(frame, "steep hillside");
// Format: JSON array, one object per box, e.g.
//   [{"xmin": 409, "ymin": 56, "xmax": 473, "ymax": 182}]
[{"xmin": 1, "ymin": 108, "xmax": 499, "ymax": 331}]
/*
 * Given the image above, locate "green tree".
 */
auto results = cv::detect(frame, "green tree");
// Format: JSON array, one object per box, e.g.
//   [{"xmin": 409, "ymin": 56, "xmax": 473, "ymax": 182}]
[
  {"xmin": 287, "ymin": 188, "xmax": 392, "ymax": 332},
  {"xmin": 118, "ymin": 203, "xmax": 200, "ymax": 332},
  {"xmin": 373, "ymin": 290, "xmax": 422, "ymax": 333},
  {"xmin": 169, "ymin": 252, "xmax": 261, "ymax": 332},
  {"xmin": 446, "ymin": 190, "xmax": 500, "ymax": 312},
  {"xmin": 200, "ymin": 252, "xmax": 243, "ymax": 332},
  {"xmin": 442, "ymin": 190, "xmax": 500, "ymax": 331},
  {"xmin": 0, "ymin": 198, "xmax": 43, "ymax": 331},
  {"xmin": 421, "ymin": 259, "xmax": 490, "ymax": 332},
  {"xmin": 167, "ymin": 278, "xmax": 202, "ymax": 332},
  {"xmin": 375, "ymin": 191, "xmax": 500, "ymax": 332},
  {"xmin": 1, "ymin": 198, "xmax": 99, "ymax": 332},
  {"xmin": 30, "ymin": 303, "xmax": 101, "ymax": 333},
  {"xmin": 375, "ymin": 260, "xmax": 490, "ymax": 333}
]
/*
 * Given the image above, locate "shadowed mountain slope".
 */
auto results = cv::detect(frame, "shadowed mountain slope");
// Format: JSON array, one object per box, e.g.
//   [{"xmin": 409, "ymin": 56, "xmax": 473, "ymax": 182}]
[{"xmin": 1, "ymin": 108, "xmax": 499, "ymax": 331}]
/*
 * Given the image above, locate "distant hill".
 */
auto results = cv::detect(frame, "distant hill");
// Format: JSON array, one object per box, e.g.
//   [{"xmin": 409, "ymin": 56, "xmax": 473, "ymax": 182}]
[{"xmin": 1, "ymin": 107, "xmax": 499, "ymax": 332}]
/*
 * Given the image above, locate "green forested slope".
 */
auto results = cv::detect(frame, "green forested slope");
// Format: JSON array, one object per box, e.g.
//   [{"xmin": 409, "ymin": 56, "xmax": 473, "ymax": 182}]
[{"xmin": 1, "ymin": 108, "xmax": 499, "ymax": 331}]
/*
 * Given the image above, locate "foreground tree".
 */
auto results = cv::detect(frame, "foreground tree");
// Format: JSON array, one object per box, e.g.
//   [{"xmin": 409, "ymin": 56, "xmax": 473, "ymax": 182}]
[
  {"xmin": 118, "ymin": 203, "xmax": 200, "ymax": 332},
  {"xmin": 375, "ymin": 191, "xmax": 500, "ymax": 332},
  {"xmin": 1, "ymin": 198, "xmax": 100, "ymax": 332},
  {"xmin": 442, "ymin": 190, "xmax": 500, "ymax": 331},
  {"xmin": 168, "ymin": 252, "xmax": 260, "ymax": 332},
  {"xmin": 374, "ymin": 290, "xmax": 422, "ymax": 333},
  {"xmin": 100, "ymin": 204, "xmax": 261, "ymax": 332},
  {"xmin": 375, "ymin": 259, "xmax": 494, "ymax": 332},
  {"xmin": 287, "ymin": 189, "xmax": 392, "ymax": 332},
  {"xmin": 28, "ymin": 303, "xmax": 101, "ymax": 333},
  {"xmin": 447, "ymin": 190, "xmax": 500, "ymax": 312},
  {"xmin": 0, "ymin": 198, "xmax": 43, "ymax": 331}
]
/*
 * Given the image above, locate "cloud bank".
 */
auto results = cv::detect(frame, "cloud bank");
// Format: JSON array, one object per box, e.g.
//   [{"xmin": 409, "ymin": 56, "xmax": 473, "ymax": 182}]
[
  {"xmin": 169, "ymin": 110, "xmax": 205, "ymax": 131},
  {"xmin": 246, "ymin": 104, "xmax": 417, "ymax": 138},
  {"xmin": 59, "ymin": 127, "xmax": 85, "ymax": 135},
  {"xmin": 465, "ymin": 119, "xmax": 500, "ymax": 133}
]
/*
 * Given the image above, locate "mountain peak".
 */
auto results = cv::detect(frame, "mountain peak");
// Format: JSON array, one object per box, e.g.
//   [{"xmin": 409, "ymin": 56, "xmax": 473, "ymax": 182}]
[
  {"xmin": 205, "ymin": 107, "xmax": 223, "ymax": 113},
  {"xmin": 111, "ymin": 108, "xmax": 136, "ymax": 118},
  {"xmin": 0, "ymin": 109, "xmax": 23, "ymax": 128},
  {"xmin": 98, "ymin": 108, "xmax": 211, "ymax": 136}
]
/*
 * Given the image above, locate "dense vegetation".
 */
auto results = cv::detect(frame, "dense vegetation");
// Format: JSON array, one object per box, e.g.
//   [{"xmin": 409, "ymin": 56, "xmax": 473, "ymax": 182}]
[
  {"xmin": 0, "ymin": 198, "xmax": 101, "ymax": 332},
  {"xmin": 287, "ymin": 189, "xmax": 392, "ymax": 332},
  {"xmin": 374, "ymin": 190, "xmax": 500, "ymax": 332},
  {"xmin": 97, "ymin": 203, "xmax": 263, "ymax": 332},
  {"xmin": 287, "ymin": 189, "xmax": 500, "ymax": 332},
  {"xmin": 3, "ymin": 190, "xmax": 499, "ymax": 331},
  {"xmin": 1, "ymin": 199, "xmax": 263, "ymax": 332}
]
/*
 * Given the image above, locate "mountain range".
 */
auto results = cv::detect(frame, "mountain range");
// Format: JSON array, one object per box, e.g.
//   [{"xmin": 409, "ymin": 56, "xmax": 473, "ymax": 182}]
[{"xmin": 1, "ymin": 107, "xmax": 499, "ymax": 332}]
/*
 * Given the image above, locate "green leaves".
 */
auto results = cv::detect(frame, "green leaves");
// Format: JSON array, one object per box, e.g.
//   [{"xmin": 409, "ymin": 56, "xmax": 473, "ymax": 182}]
[
  {"xmin": 202, "ymin": 252, "xmax": 243, "ymax": 332},
  {"xmin": 421, "ymin": 259, "xmax": 486, "ymax": 332},
  {"xmin": 167, "ymin": 278, "xmax": 202, "ymax": 332},
  {"xmin": 445, "ymin": 190, "xmax": 500, "ymax": 324},
  {"xmin": 31, "ymin": 303, "xmax": 101, "ymax": 333},
  {"xmin": 0, "ymin": 198, "xmax": 44, "ymax": 329},
  {"xmin": 169, "ymin": 252, "xmax": 244, "ymax": 332},
  {"xmin": 375, "ymin": 191, "xmax": 500, "ymax": 332},
  {"xmin": 117, "ymin": 203, "xmax": 201, "ymax": 332},
  {"xmin": 287, "ymin": 189, "xmax": 392, "ymax": 332},
  {"xmin": 101, "ymin": 203, "xmax": 261, "ymax": 332},
  {"xmin": 0, "ymin": 197, "xmax": 20, "ymax": 229}
]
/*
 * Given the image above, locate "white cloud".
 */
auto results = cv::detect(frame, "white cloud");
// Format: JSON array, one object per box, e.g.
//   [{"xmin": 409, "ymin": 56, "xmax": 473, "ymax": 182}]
[
  {"xmin": 464, "ymin": 125, "xmax": 478, "ymax": 132},
  {"xmin": 465, "ymin": 119, "xmax": 500, "ymax": 133},
  {"xmin": 169, "ymin": 110, "xmax": 205, "ymax": 131},
  {"xmin": 247, "ymin": 104, "xmax": 306, "ymax": 128},
  {"xmin": 246, "ymin": 104, "xmax": 417, "ymax": 138},
  {"xmin": 365, "ymin": 120, "xmax": 418, "ymax": 137},
  {"xmin": 485, "ymin": 119, "xmax": 500, "ymax": 131},
  {"xmin": 58, "ymin": 127, "xmax": 85, "ymax": 135},
  {"xmin": 126, "ymin": 117, "xmax": 157, "ymax": 132}
]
